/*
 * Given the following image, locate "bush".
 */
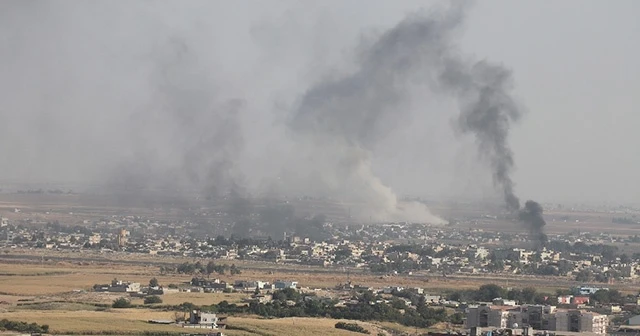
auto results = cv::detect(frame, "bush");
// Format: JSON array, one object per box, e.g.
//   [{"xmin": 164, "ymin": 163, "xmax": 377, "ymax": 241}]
[
  {"xmin": 0, "ymin": 319, "xmax": 49, "ymax": 333},
  {"xmin": 144, "ymin": 295, "xmax": 163, "ymax": 304},
  {"xmin": 112, "ymin": 297, "xmax": 133, "ymax": 308},
  {"xmin": 149, "ymin": 277, "xmax": 159, "ymax": 287},
  {"xmin": 335, "ymin": 322, "xmax": 370, "ymax": 334}
]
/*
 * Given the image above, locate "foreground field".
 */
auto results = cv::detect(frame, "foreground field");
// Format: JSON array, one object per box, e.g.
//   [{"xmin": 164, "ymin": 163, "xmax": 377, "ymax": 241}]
[
  {"xmin": 0, "ymin": 308, "xmax": 403, "ymax": 335},
  {"xmin": 0, "ymin": 253, "xmax": 632, "ymax": 335},
  {"xmin": 0, "ymin": 260, "xmax": 423, "ymax": 335}
]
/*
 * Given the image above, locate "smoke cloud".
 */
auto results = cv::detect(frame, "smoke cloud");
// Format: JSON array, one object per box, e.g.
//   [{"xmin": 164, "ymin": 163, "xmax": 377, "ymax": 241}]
[
  {"xmin": 285, "ymin": 2, "xmax": 547, "ymax": 241},
  {"xmin": 0, "ymin": 1, "xmax": 548, "ymax": 238}
]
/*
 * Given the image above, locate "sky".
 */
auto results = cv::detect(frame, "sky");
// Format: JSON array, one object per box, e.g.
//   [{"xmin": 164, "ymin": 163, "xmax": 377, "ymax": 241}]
[{"xmin": 0, "ymin": 0, "xmax": 638, "ymax": 207}]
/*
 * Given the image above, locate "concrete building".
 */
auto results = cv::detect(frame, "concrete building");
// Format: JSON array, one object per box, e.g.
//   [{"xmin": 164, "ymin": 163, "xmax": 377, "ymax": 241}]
[
  {"xmin": 558, "ymin": 295, "xmax": 573, "ymax": 305},
  {"xmin": 187, "ymin": 310, "xmax": 223, "ymax": 329},
  {"xmin": 628, "ymin": 315, "xmax": 640, "ymax": 326},
  {"xmin": 621, "ymin": 265, "xmax": 638, "ymax": 278},
  {"xmin": 117, "ymin": 229, "xmax": 129, "ymax": 247},
  {"xmin": 466, "ymin": 305, "xmax": 511, "ymax": 329},
  {"xmin": 274, "ymin": 280, "xmax": 298, "ymax": 290},
  {"xmin": 493, "ymin": 298, "xmax": 517, "ymax": 306},
  {"xmin": 555, "ymin": 310, "xmax": 608, "ymax": 334},
  {"xmin": 89, "ymin": 234, "xmax": 101, "ymax": 245},
  {"xmin": 108, "ymin": 279, "xmax": 140, "ymax": 293},
  {"xmin": 234, "ymin": 280, "xmax": 270, "ymax": 290}
]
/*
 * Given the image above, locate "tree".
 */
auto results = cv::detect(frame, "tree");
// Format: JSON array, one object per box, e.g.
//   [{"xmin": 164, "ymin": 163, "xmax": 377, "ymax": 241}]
[
  {"xmin": 335, "ymin": 246, "xmax": 353, "ymax": 261},
  {"xmin": 521, "ymin": 287, "xmax": 538, "ymax": 304},
  {"xmin": 144, "ymin": 295, "xmax": 163, "ymax": 304},
  {"xmin": 112, "ymin": 297, "xmax": 132, "ymax": 308},
  {"xmin": 620, "ymin": 254, "xmax": 632, "ymax": 264},
  {"xmin": 475, "ymin": 284, "xmax": 506, "ymax": 302},
  {"xmin": 449, "ymin": 312, "xmax": 464, "ymax": 325},
  {"xmin": 230, "ymin": 264, "xmax": 241, "ymax": 275},
  {"xmin": 206, "ymin": 261, "xmax": 216, "ymax": 278},
  {"xmin": 487, "ymin": 259, "xmax": 505, "ymax": 273},
  {"xmin": 149, "ymin": 277, "xmax": 159, "ymax": 288},
  {"xmin": 557, "ymin": 260, "xmax": 573, "ymax": 276},
  {"xmin": 591, "ymin": 289, "xmax": 624, "ymax": 305},
  {"xmin": 575, "ymin": 270, "xmax": 594, "ymax": 282}
]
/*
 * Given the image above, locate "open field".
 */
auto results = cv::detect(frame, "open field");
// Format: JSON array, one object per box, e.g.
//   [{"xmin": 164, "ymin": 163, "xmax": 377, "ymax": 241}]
[
  {"xmin": 0, "ymin": 309, "xmax": 221, "ymax": 335},
  {"xmin": 0, "ymin": 257, "xmax": 594, "ymax": 336},
  {"xmin": 0, "ymin": 307, "xmax": 396, "ymax": 336},
  {"xmin": 2, "ymin": 250, "xmax": 638, "ymax": 296},
  {"xmin": 0, "ymin": 254, "xmax": 584, "ymax": 296}
]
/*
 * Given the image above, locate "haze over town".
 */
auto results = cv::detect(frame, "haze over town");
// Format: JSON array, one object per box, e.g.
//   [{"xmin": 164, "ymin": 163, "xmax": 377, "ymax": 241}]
[
  {"xmin": 0, "ymin": 0, "xmax": 638, "ymax": 207},
  {"xmin": 0, "ymin": 1, "xmax": 639, "ymax": 336}
]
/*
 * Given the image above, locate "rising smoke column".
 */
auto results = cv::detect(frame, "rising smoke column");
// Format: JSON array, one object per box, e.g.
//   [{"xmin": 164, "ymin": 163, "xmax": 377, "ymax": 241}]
[
  {"xmin": 286, "ymin": 5, "xmax": 473, "ymax": 224},
  {"xmin": 441, "ymin": 60, "xmax": 547, "ymax": 244},
  {"xmin": 432, "ymin": 9, "xmax": 547, "ymax": 244},
  {"xmin": 289, "ymin": 2, "xmax": 547, "ymax": 240}
]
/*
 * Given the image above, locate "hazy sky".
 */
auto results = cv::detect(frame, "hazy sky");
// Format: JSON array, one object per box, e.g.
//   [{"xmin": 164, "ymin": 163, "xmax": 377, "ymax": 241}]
[{"xmin": 0, "ymin": 0, "xmax": 638, "ymax": 206}]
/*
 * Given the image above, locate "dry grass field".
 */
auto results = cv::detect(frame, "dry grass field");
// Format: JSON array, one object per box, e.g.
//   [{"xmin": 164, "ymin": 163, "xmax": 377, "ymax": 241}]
[
  {"xmin": 0, "ymin": 261, "xmax": 402, "ymax": 335},
  {"xmin": 0, "ymin": 255, "xmax": 578, "ymax": 297},
  {"xmin": 0, "ymin": 259, "xmax": 467, "ymax": 335},
  {"xmin": 228, "ymin": 316, "xmax": 388, "ymax": 336},
  {"xmin": 0, "ymin": 308, "xmax": 392, "ymax": 336},
  {"xmin": 0, "ymin": 309, "xmax": 213, "ymax": 335}
]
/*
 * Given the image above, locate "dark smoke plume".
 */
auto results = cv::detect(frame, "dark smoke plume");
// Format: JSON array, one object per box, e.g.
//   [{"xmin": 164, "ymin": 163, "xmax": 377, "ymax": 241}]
[
  {"xmin": 285, "ymin": 2, "xmax": 547, "ymax": 240},
  {"xmin": 433, "ymin": 16, "xmax": 547, "ymax": 244},
  {"xmin": 519, "ymin": 200, "xmax": 548, "ymax": 245}
]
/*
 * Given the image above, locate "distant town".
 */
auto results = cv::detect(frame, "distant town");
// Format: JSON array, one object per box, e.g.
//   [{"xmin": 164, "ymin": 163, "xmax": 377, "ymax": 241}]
[{"xmin": 2, "ymin": 198, "xmax": 640, "ymax": 335}]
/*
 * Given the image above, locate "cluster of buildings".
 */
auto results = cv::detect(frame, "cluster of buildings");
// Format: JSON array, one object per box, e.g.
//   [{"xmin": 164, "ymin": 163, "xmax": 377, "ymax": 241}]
[
  {"xmin": 3, "ymin": 215, "xmax": 640, "ymax": 284},
  {"xmin": 466, "ymin": 304, "xmax": 608, "ymax": 334},
  {"xmin": 189, "ymin": 278, "xmax": 298, "ymax": 293}
]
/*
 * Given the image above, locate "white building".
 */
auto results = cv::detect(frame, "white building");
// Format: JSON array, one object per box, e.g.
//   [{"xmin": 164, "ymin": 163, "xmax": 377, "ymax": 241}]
[
  {"xmin": 187, "ymin": 310, "xmax": 222, "ymax": 329},
  {"xmin": 274, "ymin": 280, "xmax": 298, "ymax": 290},
  {"xmin": 89, "ymin": 234, "xmax": 101, "ymax": 244}
]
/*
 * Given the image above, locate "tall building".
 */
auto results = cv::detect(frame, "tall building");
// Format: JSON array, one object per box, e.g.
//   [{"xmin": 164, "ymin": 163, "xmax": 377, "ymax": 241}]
[
  {"xmin": 466, "ymin": 305, "xmax": 511, "ymax": 329},
  {"xmin": 117, "ymin": 228, "xmax": 129, "ymax": 247},
  {"xmin": 555, "ymin": 310, "xmax": 608, "ymax": 334}
]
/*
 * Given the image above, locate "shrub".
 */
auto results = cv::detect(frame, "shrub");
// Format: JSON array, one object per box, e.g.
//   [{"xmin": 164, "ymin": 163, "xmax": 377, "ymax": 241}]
[
  {"xmin": 149, "ymin": 277, "xmax": 159, "ymax": 287},
  {"xmin": 144, "ymin": 295, "xmax": 163, "ymax": 304},
  {"xmin": 112, "ymin": 297, "xmax": 133, "ymax": 308},
  {"xmin": 0, "ymin": 319, "xmax": 49, "ymax": 333},
  {"xmin": 335, "ymin": 322, "xmax": 370, "ymax": 334}
]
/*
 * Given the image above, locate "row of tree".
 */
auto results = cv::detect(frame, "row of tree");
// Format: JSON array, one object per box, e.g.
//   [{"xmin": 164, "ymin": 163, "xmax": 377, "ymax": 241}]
[{"xmin": 160, "ymin": 261, "xmax": 241, "ymax": 276}]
